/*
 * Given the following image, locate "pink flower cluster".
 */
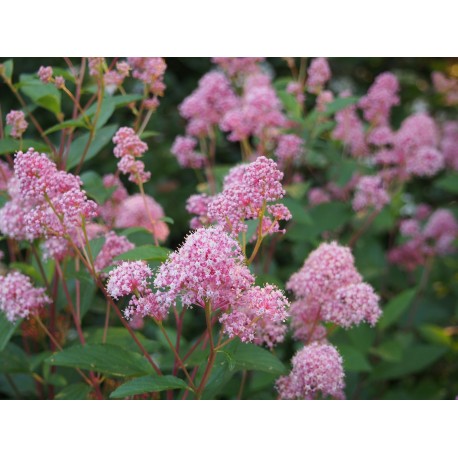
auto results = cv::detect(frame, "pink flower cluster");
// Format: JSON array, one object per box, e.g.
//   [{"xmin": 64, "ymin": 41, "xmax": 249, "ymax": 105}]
[
  {"xmin": 128, "ymin": 57, "xmax": 167, "ymax": 104},
  {"xmin": 440, "ymin": 122, "xmax": 458, "ymax": 170},
  {"xmin": 207, "ymin": 156, "xmax": 290, "ymax": 236},
  {"xmin": 185, "ymin": 193, "xmax": 215, "ymax": 229},
  {"xmin": 112, "ymin": 127, "xmax": 150, "ymax": 184},
  {"xmin": 352, "ymin": 175, "xmax": 390, "ymax": 213},
  {"xmin": 432, "ymin": 71, "xmax": 458, "ymax": 106},
  {"xmin": 104, "ymin": 61, "xmax": 130, "ymax": 93},
  {"xmin": 0, "ymin": 149, "xmax": 98, "ymax": 246},
  {"xmin": 94, "ymin": 231, "xmax": 134, "ymax": 274},
  {"xmin": 307, "ymin": 58, "xmax": 331, "ymax": 94},
  {"xmin": 274, "ymin": 134, "xmax": 304, "ymax": 166},
  {"xmin": 6, "ymin": 110, "xmax": 28, "ymax": 138},
  {"xmin": 212, "ymin": 57, "xmax": 264, "ymax": 77},
  {"xmin": 359, "ymin": 72, "xmax": 400, "ymax": 126},
  {"xmin": 154, "ymin": 226, "xmax": 254, "ymax": 311},
  {"xmin": 287, "ymin": 241, "xmax": 381, "ymax": 340},
  {"xmin": 171, "ymin": 136, "xmax": 206, "ymax": 169},
  {"xmin": 0, "ymin": 271, "xmax": 50, "ymax": 322},
  {"xmin": 276, "ymin": 343, "xmax": 345, "ymax": 400},
  {"xmin": 179, "ymin": 71, "xmax": 238, "ymax": 137},
  {"xmin": 0, "ymin": 160, "xmax": 13, "ymax": 191},
  {"xmin": 388, "ymin": 209, "xmax": 458, "ymax": 270},
  {"xmin": 220, "ymin": 284, "xmax": 289, "ymax": 348}
]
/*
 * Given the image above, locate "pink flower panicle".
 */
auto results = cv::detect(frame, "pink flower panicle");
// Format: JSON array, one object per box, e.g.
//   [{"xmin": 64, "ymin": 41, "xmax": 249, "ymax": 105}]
[
  {"xmin": 220, "ymin": 284, "xmax": 289, "ymax": 348},
  {"xmin": 6, "ymin": 110, "xmax": 28, "ymax": 138},
  {"xmin": 171, "ymin": 136, "xmax": 206, "ymax": 169},
  {"xmin": 114, "ymin": 194, "xmax": 169, "ymax": 242},
  {"xmin": 274, "ymin": 134, "xmax": 304, "ymax": 166},
  {"xmin": 179, "ymin": 71, "xmax": 238, "ymax": 137},
  {"xmin": 432, "ymin": 71, "xmax": 458, "ymax": 106},
  {"xmin": 0, "ymin": 160, "xmax": 13, "ymax": 191},
  {"xmin": 99, "ymin": 174, "xmax": 129, "ymax": 225},
  {"xmin": 88, "ymin": 58, "xmax": 106, "ymax": 77},
  {"xmin": 352, "ymin": 175, "xmax": 390, "ymax": 213},
  {"xmin": 441, "ymin": 122, "xmax": 458, "ymax": 170},
  {"xmin": 276, "ymin": 343, "xmax": 345, "ymax": 400},
  {"xmin": 287, "ymin": 81, "xmax": 305, "ymax": 104},
  {"xmin": 185, "ymin": 193, "xmax": 215, "ymax": 229},
  {"xmin": 307, "ymin": 58, "xmax": 331, "ymax": 94},
  {"xmin": 316, "ymin": 90, "xmax": 334, "ymax": 112},
  {"xmin": 154, "ymin": 226, "xmax": 254, "ymax": 311},
  {"xmin": 359, "ymin": 72, "xmax": 400, "ymax": 126},
  {"xmin": 94, "ymin": 232, "xmax": 135, "ymax": 274},
  {"xmin": 308, "ymin": 187, "xmax": 331, "ymax": 207},
  {"xmin": 4, "ymin": 149, "xmax": 98, "ymax": 242},
  {"xmin": 212, "ymin": 57, "xmax": 264, "ymax": 77},
  {"xmin": 208, "ymin": 156, "xmax": 288, "ymax": 236},
  {"xmin": 287, "ymin": 241, "xmax": 381, "ymax": 339},
  {"xmin": 106, "ymin": 261, "xmax": 152, "ymax": 300},
  {"xmin": 0, "ymin": 271, "xmax": 50, "ymax": 322},
  {"xmin": 112, "ymin": 127, "xmax": 150, "ymax": 184},
  {"xmin": 127, "ymin": 58, "xmax": 167, "ymax": 98}
]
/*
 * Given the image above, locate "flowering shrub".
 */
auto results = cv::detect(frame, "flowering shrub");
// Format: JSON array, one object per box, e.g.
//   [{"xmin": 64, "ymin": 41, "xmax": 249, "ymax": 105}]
[{"xmin": 0, "ymin": 57, "xmax": 457, "ymax": 400}]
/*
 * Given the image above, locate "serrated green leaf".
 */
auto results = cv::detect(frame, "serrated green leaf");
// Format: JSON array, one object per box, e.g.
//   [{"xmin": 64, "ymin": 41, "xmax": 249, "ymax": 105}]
[
  {"xmin": 378, "ymin": 288, "xmax": 417, "ymax": 330},
  {"xmin": 46, "ymin": 344, "xmax": 154, "ymax": 377},
  {"xmin": 110, "ymin": 375, "xmax": 188, "ymax": 398},
  {"xmin": 114, "ymin": 245, "xmax": 170, "ymax": 262},
  {"xmin": 67, "ymin": 124, "xmax": 118, "ymax": 169}
]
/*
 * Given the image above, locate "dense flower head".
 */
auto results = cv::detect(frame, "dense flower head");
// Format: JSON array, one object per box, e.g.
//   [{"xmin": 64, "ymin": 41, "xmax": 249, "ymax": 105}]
[
  {"xmin": 308, "ymin": 187, "xmax": 331, "ymax": 206},
  {"xmin": 220, "ymin": 284, "xmax": 289, "ymax": 348},
  {"xmin": 440, "ymin": 122, "xmax": 458, "ymax": 170},
  {"xmin": 323, "ymin": 283, "xmax": 381, "ymax": 328},
  {"xmin": 274, "ymin": 134, "xmax": 304, "ymax": 166},
  {"xmin": 316, "ymin": 90, "xmax": 334, "ymax": 112},
  {"xmin": 114, "ymin": 194, "xmax": 169, "ymax": 242},
  {"xmin": 405, "ymin": 146, "xmax": 444, "ymax": 177},
  {"xmin": 286, "ymin": 81, "xmax": 305, "ymax": 104},
  {"xmin": 207, "ymin": 156, "xmax": 287, "ymax": 235},
  {"xmin": 106, "ymin": 261, "xmax": 153, "ymax": 300},
  {"xmin": 367, "ymin": 126, "xmax": 394, "ymax": 146},
  {"xmin": 359, "ymin": 72, "xmax": 400, "ymax": 126},
  {"xmin": 179, "ymin": 71, "xmax": 239, "ymax": 137},
  {"xmin": 0, "ymin": 160, "xmax": 13, "ymax": 191},
  {"xmin": 154, "ymin": 226, "xmax": 254, "ymax": 311},
  {"xmin": 6, "ymin": 110, "xmax": 28, "ymax": 138},
  {"xmin": 54, "ymin": 76, "xmax": 65, "ymax": 89},
  {"xmin": 9, "ymin": 149, "xmax": 98, "ymax": 240},
  {"xmin": 99, "ymin": 174, "xmax": 129, "ymax": 225},
  {"xmin": 186, "ymin": 193, "xmax": 215, "ymax": 229},
  {"xmin": 423, "ymin": 209, "xmax": 458, "ymax": 255},
  {"xmin": 220, "ymin": 72, "xmax": 286, "ymax": 142},
  {"xmin": 112, "ymin": 127, "xmax": 150, "ymax": 184},
  {"xmin": 171, "ymin": 136, "xmax": 206, "ymax": 169},
  {"xmin": 290, "ymin": 299, "xmax": 327, "ymax": 343},
  {"xmin": 127, "ymin": 57, "xmax": 167, "ymax": 97},
  {"xmin": 0, "ymin": 271, "xmax": 50, "ymax": 322},
  {"xmin": 88, "ymin": 57, "xmax": 106, "ymax": 77},
  {"xmin": 212, "ymin": 57, "xmax": 264, "ymax": 77},
  {"xmin": 352, "ymin": 175, "xmax": 390, "ymax": 212},
  {"xmin": 37, "ymin": 66, "xmax": 53, "ymax": 83},
  {"xmin": 276, "ymin": 343, "xmax": 345, "ymax": 400},
  {"xmin": 94, "ymin": 232, "xmax": 135, "ymax": 274},
  {"xmin": 104, "ymin": 61, "xmax": 130, "ymax": 92},
  {"xmin": 432, "ymin": 71, "xmax": 458, "ymax": 105},
  {"xmin": 332, "ymin": 98, "xmax": 368, "ymax": 157},
  {"xmin": 307, "ymin": 58, "xmax": 331, "ymax": 94},
  {"xmin": 287, "ymin": 241, "xmax": 381, "ymax": 332}
]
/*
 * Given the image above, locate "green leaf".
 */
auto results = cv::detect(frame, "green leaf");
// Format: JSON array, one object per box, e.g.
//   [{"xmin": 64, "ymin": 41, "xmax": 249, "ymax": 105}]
[
  {"xmin": 67, "ymin": 124, "xmax": 118, "ymax": 169},
  {"xmin": 114, "ymin": 245, "xmax": 170, "ymax": 262},
  {"xmin": 324, "ymin": 96, "xmax": 360, "ymax": 115},
  {"xmin": 0, "ymin": 59, "xmax": 14, "ymax": 80},
  {"xmin": 0, "ymin": 343, "xmax": 30, "ymax": 373},
  {"xmin": 281, "ymin": 197, "xmax": 313, "ymax": 225},
  {"xmin": 378, "ymin": 288, "xmax": 417, "ymax": 330},
  {"xmin": 435, "ymin": 172, "xmax": 458, "ymax": 194},
  {"xmin": 418, "ymin": 325, "xmax": 453, "ymax": 347},
  {"xmin": 85, "ymin": 98, "xmax": 115, "ymax": 130},
  {"xmin": 111, "ymin": 94, "xmax": 144, "ymax": 108},
  {"xmin": 140, "ymin": 131, "xmax": 160, "ymax": 140},
  {"xmin": 0, "ymin": 138, "xmax": 50, "ymax": 155},
  {"xmin": 44, "ymin": 118, "xmax": 88, "ymax": 135},
  {"xmin": 307, "ymin": 201, "xmax": 351, "ymax": 238},
  {"xmin": 160, "ymin": 216, "xmax": 174, "ymax": 225},
  {"xmin": 0, "ymin": 312, "xmax": 21, "ymax": 352},
  {"xmin": 110, "ymin": 375, "xmax": 188, "ymax": 398},
  {"xmin": 46, "ymin": 344, "xmax": 154, "ymax": 377},
  {"xmin": 371, "ymin": 345, "xmax": 447, "ymax": 381},
  {"xmin": 19, "ymin": 78, "xmax": 61, "ymax": 114},
  {"xmin": 225, "ymin": 341, "xmax": 286, "ymax": 375},
  {"xmin": 338, "ymin": 344, "xmax": 372, "ymax": 372},
  {"xmin": 346, "ymin": 324, "xmax": 376, "ymax": 353},
  {"xmin": 370, "ymin": 340, "xmax": 404, "ymax": 362},
  {"xmin": 55, "ymin": 383, "xmax": 93, "ymax": 400},
  {"xmin": 80, "ymin": 171, "xmax": 115, "ymax": 204}
]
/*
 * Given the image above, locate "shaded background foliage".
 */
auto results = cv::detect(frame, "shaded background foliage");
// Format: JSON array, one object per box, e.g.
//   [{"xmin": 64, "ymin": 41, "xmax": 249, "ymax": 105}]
[{"xmin": 1, "ymin": 57, "xmax": 457, "ymax": 400}]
